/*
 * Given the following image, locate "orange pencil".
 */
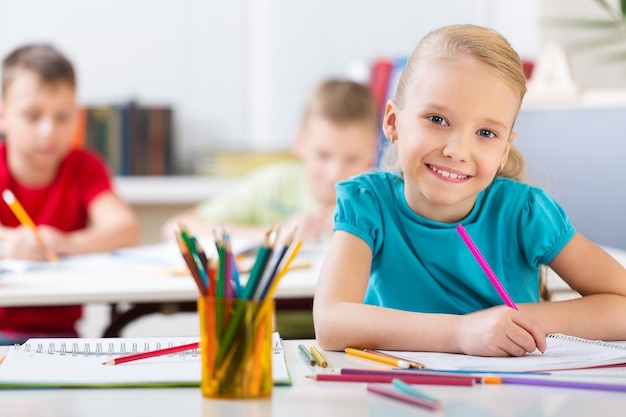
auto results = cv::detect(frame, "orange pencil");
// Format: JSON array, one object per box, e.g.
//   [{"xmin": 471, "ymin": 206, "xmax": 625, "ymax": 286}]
[
  {"xmin": 103, "ymin": 341, "xmax": 199, "ymax": 365},
  {"xmin": 2, "ymin": 189, "xmax": 58, "ymax": 261},
  {"xmin": 175, "ymin": 234, "xmax": 207, "ymax": 295}
]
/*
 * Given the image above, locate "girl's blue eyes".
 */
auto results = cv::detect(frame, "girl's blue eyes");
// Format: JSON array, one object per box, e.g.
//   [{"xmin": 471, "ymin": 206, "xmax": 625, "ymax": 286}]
[
  {"xmin": 477, "ymin": 129, "xmax": 496, "ymax": 139},
  {"xmin": 428, "ymin": 115, "xmax": 448, "ymax": 126},
  {"xmin": 427, "ymin": 116, "xmax": 497, "ymax": 139}
]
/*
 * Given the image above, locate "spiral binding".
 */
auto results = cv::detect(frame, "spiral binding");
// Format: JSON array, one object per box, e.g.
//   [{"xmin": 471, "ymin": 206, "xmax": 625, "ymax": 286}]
[
  {"xmin": 547, "ymin": 333, "xmax": 626, "ymax": 351},
  {"xmin": 12, "ymin": 340, "xmax": 200, "ymax": 357}
]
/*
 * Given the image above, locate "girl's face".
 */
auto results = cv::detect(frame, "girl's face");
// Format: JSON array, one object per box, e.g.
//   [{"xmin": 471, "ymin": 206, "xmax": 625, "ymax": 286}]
[{"xmin": 383, "ymin": 55, "xmax": 520, "ymax": 223}]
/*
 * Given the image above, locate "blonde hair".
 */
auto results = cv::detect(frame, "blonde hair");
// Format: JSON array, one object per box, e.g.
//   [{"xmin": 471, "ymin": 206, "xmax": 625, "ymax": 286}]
[
  {"xmin": 382, "ymin": 24, "xmax": 527, "ymax": 182},
  {"xmin": 302, "ymin": 79, "xmax": 378, "ymax": 132}
]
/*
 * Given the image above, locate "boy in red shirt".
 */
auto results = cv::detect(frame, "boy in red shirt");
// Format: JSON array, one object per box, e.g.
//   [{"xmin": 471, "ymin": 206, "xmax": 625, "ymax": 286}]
[{"xmin": 0, "ymin": 44, "xmax": 140, "ymax": 344}]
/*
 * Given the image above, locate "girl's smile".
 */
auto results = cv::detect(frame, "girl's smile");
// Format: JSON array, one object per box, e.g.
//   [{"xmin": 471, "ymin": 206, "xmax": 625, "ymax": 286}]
[{"xmin": 427, "ymin": 163, "xmax": 471, "ymax": 181}]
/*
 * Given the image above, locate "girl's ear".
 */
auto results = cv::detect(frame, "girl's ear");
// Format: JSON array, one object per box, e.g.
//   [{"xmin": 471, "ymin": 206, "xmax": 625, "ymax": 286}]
[
  {"xmin": 500, "ymin": 130, "xmax": 516, "ymax": 168},
  {"xmin": 382, "ymin": 99, "xmax": 398, "ymax": 143}
]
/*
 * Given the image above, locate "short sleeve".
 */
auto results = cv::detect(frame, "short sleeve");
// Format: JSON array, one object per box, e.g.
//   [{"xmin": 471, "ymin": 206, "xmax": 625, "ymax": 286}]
[
  {"xmin": 519, "ymin": 187, "xmax": 576, "ymax": 266},
  {"xmin": 197, "ymin": 161, "xmax": 309, "ymax": 226},
  {"xmin": 72, "ymin": 150, "xmax": 113, "ymax": 206},
  {"xmin": 197, "ymin": 173, "xmax": 273, "ymax": 225},
  {"xmin": 334, "ymin": 178, "xmax": 383, "ymax": 251}
]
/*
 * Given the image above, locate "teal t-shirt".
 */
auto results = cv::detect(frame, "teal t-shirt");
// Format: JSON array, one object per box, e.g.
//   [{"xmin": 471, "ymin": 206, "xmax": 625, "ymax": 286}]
[
  {"xmin": 334, "ymin": 172, "xmax": 576, "ymax": 314},
  {"xmin": 197, "ymin": 160, "xmax": 319, "ymax": 226}
]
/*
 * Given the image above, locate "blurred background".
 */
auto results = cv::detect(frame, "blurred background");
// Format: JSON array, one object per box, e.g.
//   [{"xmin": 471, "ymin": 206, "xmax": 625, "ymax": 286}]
[
  {"xmin": 1, "ymin": 0, "xmax": 625, "ymax": 250},
  {"xmin": 3, "ymin": 0, "xmax": 625, "ymax": 338}
]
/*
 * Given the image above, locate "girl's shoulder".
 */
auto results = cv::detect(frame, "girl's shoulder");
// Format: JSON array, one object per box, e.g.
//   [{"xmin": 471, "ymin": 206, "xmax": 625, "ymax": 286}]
[{"xmin": 486, "ymin": 177, "xmax": 564, "ymax": 213}]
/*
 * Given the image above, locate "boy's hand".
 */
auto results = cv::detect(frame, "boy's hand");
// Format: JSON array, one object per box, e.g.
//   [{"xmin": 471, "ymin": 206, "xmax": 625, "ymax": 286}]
[
  {"xmin": 3, "ymin": 225, "xmax": 51, "ymax": 261},
  {"xmin": 456, "ymin": 306, "xmax": 546, "ymax": 357},
  {"xmin": 37, "ymin": 226, "xmax": 68, "ymax": 255}
]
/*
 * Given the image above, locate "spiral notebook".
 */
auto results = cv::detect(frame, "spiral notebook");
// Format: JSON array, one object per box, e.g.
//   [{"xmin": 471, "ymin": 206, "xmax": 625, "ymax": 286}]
[
  {"xmin": 0, "ymin": 332, "xmax": 291, "ymax": 388},
  {"xmin": 380, "ymin": 334, "xmax": 626, "ymax": 372}
]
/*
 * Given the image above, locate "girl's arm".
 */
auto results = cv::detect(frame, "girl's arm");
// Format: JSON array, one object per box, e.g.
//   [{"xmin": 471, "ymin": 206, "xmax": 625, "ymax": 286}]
[
  {"xmin": 313, "ymin": 231, "xmax": 545, "ymax": 355},
  {"xmin": 39, "ymin": 191, "xmax": 140, "ymax": 255},
  {"xmin": 520, "ymin": 233, "xmax": 626, "ymax": 340}
]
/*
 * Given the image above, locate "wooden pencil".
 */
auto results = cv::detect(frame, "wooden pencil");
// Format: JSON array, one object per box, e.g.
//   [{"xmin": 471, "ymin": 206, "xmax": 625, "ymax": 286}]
[
  {"xmin": 306, "ymin": 373, "xmax": 474, "ymax": 386},
  {"xmin": 103, "ymin": 342, "xmax": 199, "ymax": 365},
  {"xmin": 175, "ymin": 234, "xmax": 206, "ymax": 295}
]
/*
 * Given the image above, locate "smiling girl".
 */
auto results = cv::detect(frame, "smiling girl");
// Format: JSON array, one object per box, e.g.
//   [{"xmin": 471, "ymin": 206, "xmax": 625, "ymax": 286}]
[{"xmin": 313, "ymin": 24, "xmax": 626, "ymax": 356}]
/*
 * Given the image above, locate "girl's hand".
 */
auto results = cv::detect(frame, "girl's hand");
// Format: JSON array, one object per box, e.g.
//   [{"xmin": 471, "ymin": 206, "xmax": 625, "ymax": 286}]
[
  {"xmin": 3, "ymin": 225, "xmax": 50, "ymax": 261},
  {"xmin": 456, "ymin": 306, "xmax": 546, "ymax": 357}
]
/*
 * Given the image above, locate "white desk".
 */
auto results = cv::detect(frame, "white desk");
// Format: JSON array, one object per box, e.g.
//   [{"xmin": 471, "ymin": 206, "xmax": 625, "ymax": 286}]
[
  {"xmin": 0, "ymin": 241, "xmax": 325, "ymax": 337},
  {"xmin": 2, "ymin": 339, "xmax": 626, "ymax": 417},
  {"xmin": 0, "ymin": 242, "xmax": 325, "ymax": 307}
]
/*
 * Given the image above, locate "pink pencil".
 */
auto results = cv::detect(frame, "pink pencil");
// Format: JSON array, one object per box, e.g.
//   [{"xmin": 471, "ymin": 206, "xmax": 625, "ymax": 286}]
[
  {"xmin": 455, "ymin": 224, "xmax": 518, "ymax": 310},
  {"xmin": 367, "ymin": 384, "xmax": 442, "ymax": 411}
]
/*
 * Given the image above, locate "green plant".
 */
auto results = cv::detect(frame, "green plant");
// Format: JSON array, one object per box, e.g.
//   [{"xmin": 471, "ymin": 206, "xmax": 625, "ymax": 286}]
[{"xmin": 543, "ymin": 0, "xmax": 626, "ymax": 63}]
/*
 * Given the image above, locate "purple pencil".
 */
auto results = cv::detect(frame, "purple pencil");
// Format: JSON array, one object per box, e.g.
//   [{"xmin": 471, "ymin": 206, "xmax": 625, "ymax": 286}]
[
  {"xmin": 456, "ymin": 224, "xmax": 518, "ymax": 310},
  {"xmin": 488, "ymin": 376, "xmax": 626, "ymax": 392}
]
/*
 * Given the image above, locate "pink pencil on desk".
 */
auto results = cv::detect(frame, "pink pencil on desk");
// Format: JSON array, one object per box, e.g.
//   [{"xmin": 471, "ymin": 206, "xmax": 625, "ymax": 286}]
[{"xmin": 455, "ymin": 224, "xmax": 518, "ymax": 310}]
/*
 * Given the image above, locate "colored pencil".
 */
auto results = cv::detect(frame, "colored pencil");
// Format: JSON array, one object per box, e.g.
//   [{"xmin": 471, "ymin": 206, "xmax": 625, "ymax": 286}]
[
  {"xmin": 306, "ymin": 373, "xmax": 474, "ymax": 386},
  {"xmin": 484, "ymin": 376, "xmax": 626, "ymax": 392},
  {"xmin": 364, "ymin": 349, "xmax": 426, "ymax": 369},
  {"xmin": 298, "ymin": 344, "xmax": 317, "ymax": 366},
  {"xmin": 392, "ymin": 378, "xmax": 439, "ymax": 403},
  {"xmin": 175, "ymin": 234, "xmax": 206, "ymax": 295},
  {"xmin": 456, "ymin": 224, "xmax": 518, "ymax": 310},
  {"xmin": 339, "ymin": 368, "xmax": 481, "ymax": 383},
  {"xmin": 2, "ymin": 189, "xmax": 58, "ymax": 261},
  {"xmin": 241, "ymin": 227, "xmax": 275, "ymax": 300},
  {"xmin": 103, "ymin": 342, "xmax": 199, "ymax": 365},
  {"xmin": 367, "ymin": 384, "xmax": 442, "ymax": 411},
  {"xmin": 309, "ymin": 346, "xmax": 328, "ymax": 368},
  {"xmin": 345, "ymin": 347, "xmax": 411, "ymax": 369},
  {"xmin": 263, "ymin": 238, "xmax": 302, "ymax": 301},
  {"xmin": 255, "ymin": 228, "xmax": 292, "ymax": 300}
]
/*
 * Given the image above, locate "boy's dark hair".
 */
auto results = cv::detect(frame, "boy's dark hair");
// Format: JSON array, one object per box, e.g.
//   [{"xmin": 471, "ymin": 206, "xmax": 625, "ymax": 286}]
[
  {"xmin": 2, "ymin": 44, "xmax": 76, "ymax": 96},
  {"xmin": 303, "ymin": 79, "xmax": 378, "ymax": 131}
]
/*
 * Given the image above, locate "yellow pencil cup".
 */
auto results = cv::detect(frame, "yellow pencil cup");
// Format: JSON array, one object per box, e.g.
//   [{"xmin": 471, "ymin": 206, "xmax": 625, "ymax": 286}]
[{"xmin": 198, "ymin": 297, "xmax": 274, "ymax": 399}]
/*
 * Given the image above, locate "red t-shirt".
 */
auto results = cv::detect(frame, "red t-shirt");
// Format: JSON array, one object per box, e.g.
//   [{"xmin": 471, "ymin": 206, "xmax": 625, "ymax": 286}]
[{"xmin": 0, "ymin": 142, "xmax": 112, "ymax": 336}]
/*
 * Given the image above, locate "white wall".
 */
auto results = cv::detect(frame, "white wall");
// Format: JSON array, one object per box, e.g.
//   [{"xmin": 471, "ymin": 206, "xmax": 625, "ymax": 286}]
[
  {"xmin": 0, "ymin": 0, "xmax": 539, "ymax": 173},
  {"xmin": 541, "ymin": 0, "xmax": 626, "ymax": 90}
]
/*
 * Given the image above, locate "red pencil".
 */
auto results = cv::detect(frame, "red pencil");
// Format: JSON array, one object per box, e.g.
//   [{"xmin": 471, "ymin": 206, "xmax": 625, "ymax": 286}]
[
  {"xmin": 306, "ymin": 373, "xmax": 474, "ymax": 386},
  {"xmin": 340, "ymin": 368, "xmax": 482, "ymax": 383},
  {"xmin": 103, "ymin": 342, "xmax": 199, "ymax": 365}
]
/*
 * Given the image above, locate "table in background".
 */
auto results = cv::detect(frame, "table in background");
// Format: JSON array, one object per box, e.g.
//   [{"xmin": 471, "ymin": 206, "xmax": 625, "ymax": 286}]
[
  {"xmin": 0, "ymin": 241, "xmax": 326, "ymax": 337},
  {"xmin": 2, "ymin": 340, "xmax": 626, "ymax": 417}
]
